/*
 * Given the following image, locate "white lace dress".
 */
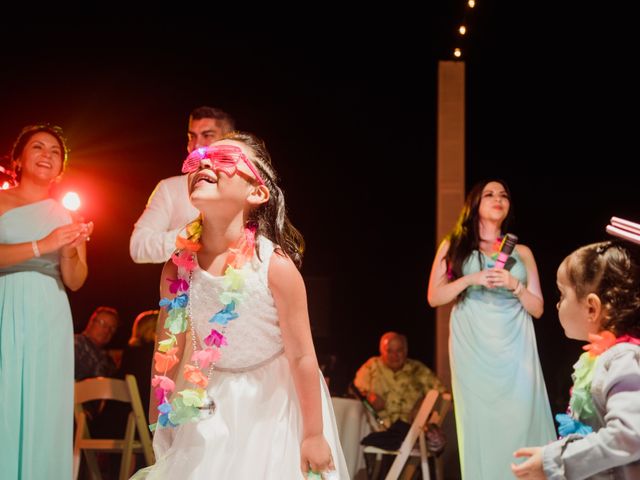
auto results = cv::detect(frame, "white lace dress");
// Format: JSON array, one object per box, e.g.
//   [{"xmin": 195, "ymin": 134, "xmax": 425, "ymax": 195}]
[{"xmin": 133, "ymin": 237, "xmax": 349, "ymax": 479}]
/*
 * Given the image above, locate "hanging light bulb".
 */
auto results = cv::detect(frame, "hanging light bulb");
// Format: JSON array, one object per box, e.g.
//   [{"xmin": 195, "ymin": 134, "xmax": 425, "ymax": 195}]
[
  {"xmin": 459, "ymin": 25, "xmax": 467, "ymax": 35},
  {"xmin": 468, "ymin": 0, "xmax": 476, "ymax": 7},
  {"xmin": 454, "ymin": 48, "xmax": 462, "ymax": 58}
]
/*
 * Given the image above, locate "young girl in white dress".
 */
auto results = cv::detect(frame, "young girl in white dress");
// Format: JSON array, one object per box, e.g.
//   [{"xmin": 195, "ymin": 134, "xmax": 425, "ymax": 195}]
[{"xmin": 131, "ymin": 132, "xmax": 347, "ymax": 479}]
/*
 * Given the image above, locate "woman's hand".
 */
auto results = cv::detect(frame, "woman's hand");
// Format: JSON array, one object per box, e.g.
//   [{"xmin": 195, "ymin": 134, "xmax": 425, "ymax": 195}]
[
  {"xmin": 301, "ymin": 434, "xmax": 334, "ymax": 478},
  {"xmin": 57, "ymin": 220, "xmax": 92, "ymax": 290},
  {"xmin": 468, "ymin": 269, "xmax": 495, "ymax": 288},
  {"xmin": 486, "ymin": 268, "xmax": 518, "ymax": 290},
  {"xmin": 40, "ymin": 221, "xmax": 90, "ymax": 254},
  {"xmin": 63, "ymin": 221, "xmax": 93, "ymax": 250}
]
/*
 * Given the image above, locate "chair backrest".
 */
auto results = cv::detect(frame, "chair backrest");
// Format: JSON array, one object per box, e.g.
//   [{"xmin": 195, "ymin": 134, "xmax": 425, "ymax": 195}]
[
  {"xmin": 124, "ymin": 374, "xmax": 154, "ymax": 460},
  {"xmin": 73, "ymin": 375, "xmax": 154, "ymax": 480},
  {"xmin": 383, "ymin": 389, "xmax": 440, "ymax": 480},
  {"xmin": 75, "ymin": 376, "xmax": 132, "ymax": 404},
  {"xmin": 428, "ymin": 392, "xmax": 451, "ymax": 428}
]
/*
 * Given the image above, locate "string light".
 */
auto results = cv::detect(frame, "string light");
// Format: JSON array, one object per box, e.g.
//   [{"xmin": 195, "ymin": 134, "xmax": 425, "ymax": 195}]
[
  {"xmin": 451, "ymin": 1, "xmax": 477, "ymax": 60},
  {"xmin": 0, "ymin": 163, "xmax": 16, "ymax": 190}
]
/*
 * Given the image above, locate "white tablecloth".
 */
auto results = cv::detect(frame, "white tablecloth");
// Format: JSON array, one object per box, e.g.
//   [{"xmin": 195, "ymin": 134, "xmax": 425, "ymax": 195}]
[{"xmin": 331, "ymin": 397, "xmax": 371, "ymax": 479}]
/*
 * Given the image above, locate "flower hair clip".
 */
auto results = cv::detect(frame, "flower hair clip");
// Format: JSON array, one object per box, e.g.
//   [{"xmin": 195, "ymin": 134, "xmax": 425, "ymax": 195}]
[{"xmin": 606, "ymin": 216, "xmax": 640, "ymax": 246}]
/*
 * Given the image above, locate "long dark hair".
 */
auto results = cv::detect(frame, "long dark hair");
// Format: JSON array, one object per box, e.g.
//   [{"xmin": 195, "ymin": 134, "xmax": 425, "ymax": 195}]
[{"xmin": 445, "ymin": 179, "xmax": 513, "ymax": 294}]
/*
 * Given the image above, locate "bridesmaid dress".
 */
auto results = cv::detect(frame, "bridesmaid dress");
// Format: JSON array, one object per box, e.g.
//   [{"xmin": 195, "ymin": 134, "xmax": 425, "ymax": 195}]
[{"xmin": 0, "ymin": 199, "xmax": 74, "ymax": 479}]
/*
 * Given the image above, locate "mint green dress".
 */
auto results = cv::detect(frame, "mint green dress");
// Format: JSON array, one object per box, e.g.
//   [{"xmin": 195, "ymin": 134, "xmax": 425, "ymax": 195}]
[
  {"xmin": 450, "ymin": 250, "xmax": 556, "ymax": 480},
  {"xmin": 0, "ymin": 199, "xmax": 74, "ymax": 479}
]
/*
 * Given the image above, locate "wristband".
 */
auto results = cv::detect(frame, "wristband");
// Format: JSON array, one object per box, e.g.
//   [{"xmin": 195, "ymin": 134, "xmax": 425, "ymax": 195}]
[{"xmin": 32, "ymin": 240, "xmax": 41, "ymax": 258}]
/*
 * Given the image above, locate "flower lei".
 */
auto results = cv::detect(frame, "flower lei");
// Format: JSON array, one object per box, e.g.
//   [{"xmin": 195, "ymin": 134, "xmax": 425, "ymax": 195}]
[
  {"xmin": 149, "ymin": 218, "xmax": 258, "ymax": 431},
  {"xmin": 446, "ymin": 236, "xmax": 504, "ymax": 280},
  {"xmin": 488, "ymin": 236, "xmax": 504, "ymax": 262},
  {"xmin": 556, "ymin": 331, "xmax": 640, "ymax": 437}
]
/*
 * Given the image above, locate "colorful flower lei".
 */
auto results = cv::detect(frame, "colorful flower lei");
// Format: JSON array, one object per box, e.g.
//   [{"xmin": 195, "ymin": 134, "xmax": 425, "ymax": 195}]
[
  {"xmin": 556, "ymin": 331, "xmax": 640, "ymax": 437},
  {"xmin": 488, "ymin": 236, "xmax": 504, "ymax": 262},
  {"xmin": 149, "ymin": 218, "xmax": 258, "ymax": 431},
  {"xmin": 446, "ymin": 236, "xmax": 505, "ymax": 280}
]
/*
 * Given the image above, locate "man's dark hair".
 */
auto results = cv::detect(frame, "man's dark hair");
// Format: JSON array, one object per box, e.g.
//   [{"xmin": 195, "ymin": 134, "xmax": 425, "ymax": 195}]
[{"xmin": 189, "ymin": 106, "xmax": 235, "ymax": 131}]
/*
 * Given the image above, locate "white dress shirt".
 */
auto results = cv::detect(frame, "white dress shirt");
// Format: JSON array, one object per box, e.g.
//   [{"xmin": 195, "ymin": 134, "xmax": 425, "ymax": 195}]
[{"xmin": 129, "ymin": 174, "xmax": 199, "ymax": 264}]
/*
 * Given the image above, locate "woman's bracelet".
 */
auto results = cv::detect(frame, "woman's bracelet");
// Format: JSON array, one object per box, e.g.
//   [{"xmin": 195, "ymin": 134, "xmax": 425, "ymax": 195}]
[{"xmin": 32, "ymin": 240, "xmax": 41, "ymax": 258}]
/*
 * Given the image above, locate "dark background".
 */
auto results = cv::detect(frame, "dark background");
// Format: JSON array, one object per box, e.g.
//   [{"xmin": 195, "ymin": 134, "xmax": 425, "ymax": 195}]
[{"xmin": 1, "ymin": 5, "xmax": 638, "ymax": 414}]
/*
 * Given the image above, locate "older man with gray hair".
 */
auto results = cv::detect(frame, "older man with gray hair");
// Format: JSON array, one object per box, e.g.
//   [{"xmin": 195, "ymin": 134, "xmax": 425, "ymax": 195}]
[{"xmin": 354, "ymin": 331, "xmax": 446, "ymax": 426}]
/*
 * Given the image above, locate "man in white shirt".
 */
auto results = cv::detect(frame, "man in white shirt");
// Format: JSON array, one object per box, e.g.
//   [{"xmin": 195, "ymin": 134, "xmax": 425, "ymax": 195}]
[{"xmin": 129, "ymin": 106, "xmax": 235, "ymax": 263}]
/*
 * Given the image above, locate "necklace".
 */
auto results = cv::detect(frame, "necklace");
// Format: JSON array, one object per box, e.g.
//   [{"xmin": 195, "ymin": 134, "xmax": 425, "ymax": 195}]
[
  {"xmin": 186, "ymin": 268, "xmax": 219, "ymax": 417},
  {"xmin": 484, "ymin": 236, "xmax": 503, "ymax": 260},
  {"xmin": 150, "ymin": 219, "xmax": 257, "ymax": 431}
]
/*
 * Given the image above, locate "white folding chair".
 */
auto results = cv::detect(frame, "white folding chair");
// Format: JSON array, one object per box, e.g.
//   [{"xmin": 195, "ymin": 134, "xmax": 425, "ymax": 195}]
[
  {"xmin": 420, "ymin": 393, "xmax": 452, "ymax": 480},
  {"xmin": 363, "ymin": 389, "xmax": 448, "ymax": 480},
  {"xmin": 73, "ymin": 374, "xmax": 155, "ymax": 480}
]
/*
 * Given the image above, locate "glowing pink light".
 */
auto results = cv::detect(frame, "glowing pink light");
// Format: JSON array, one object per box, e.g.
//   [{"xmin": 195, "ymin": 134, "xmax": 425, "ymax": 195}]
[{"xmin": 62, "ymin": 192, "xmax": 81, "ymax": 211}]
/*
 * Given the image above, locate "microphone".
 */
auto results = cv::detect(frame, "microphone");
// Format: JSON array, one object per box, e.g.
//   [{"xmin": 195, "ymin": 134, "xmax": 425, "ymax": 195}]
[{"xmin": 495, "ymin": 233, "xmax": 518, "ymax": 270}]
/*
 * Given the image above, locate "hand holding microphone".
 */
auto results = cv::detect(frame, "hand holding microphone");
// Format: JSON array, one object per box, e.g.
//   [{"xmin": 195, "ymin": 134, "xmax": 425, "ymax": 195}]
[
  {"xmin": 495, "ymin": 233, "xmax": 518, "ymax": 269},
  {"xmin": 486, "ymin": 233, "xmax": 519, "ymax": 290}
]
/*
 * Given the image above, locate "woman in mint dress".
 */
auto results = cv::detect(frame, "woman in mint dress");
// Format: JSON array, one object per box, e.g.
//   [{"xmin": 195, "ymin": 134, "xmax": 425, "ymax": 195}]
[
  {"xmin": 427, "ymin": 179, "xmax": 555, "ymax": 479},
  {"xmin": 0, "ymin": 125, "xmax": 92, "ymax": 479}
]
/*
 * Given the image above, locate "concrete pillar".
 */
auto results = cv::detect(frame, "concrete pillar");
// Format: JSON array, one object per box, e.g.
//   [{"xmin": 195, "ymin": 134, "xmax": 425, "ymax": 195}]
[{"xmin": 435, "ymin": 60, "xmax": 465, "ymax": 388}]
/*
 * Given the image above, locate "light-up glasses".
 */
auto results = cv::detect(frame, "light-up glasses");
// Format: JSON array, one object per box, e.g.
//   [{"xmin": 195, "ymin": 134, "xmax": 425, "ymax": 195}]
[{"xmin": 182, "ymin": 144, "xmax": 266, "ymax": 186}]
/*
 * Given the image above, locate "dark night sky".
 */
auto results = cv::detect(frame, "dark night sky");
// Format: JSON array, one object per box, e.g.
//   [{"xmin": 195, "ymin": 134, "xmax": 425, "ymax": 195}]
[{"xmin": 1, "ymin": 6, "xmax": 639, "ymax": 408}]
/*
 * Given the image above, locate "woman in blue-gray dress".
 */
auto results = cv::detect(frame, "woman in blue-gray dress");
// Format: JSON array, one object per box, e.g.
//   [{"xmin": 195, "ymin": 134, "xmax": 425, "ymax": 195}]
[
  {"xmin": 427, "ymin": 179, "xmax": 555, "ymax": 480},
  {"xmin": 0, "ymin": 125, "xmax": 92, "ymax": 479}
]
